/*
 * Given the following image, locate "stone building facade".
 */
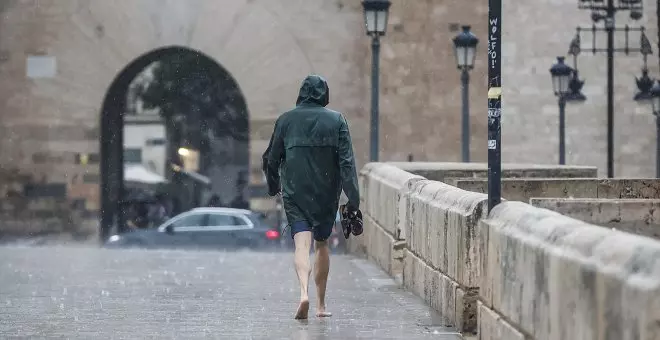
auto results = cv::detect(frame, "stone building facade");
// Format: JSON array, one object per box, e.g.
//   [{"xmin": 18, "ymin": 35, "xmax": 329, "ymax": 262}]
[{"xmin": 0, "ymin": 0, "xmax": 657, "ymax": 228}]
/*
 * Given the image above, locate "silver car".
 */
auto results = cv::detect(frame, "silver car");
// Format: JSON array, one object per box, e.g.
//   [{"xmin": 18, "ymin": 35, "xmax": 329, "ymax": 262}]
[{"xmin": 104, "ymin": 207, "xmax": 282, "ymax": 251}]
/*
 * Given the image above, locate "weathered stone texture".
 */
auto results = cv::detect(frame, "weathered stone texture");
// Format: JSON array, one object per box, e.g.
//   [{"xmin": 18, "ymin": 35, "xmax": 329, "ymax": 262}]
[
  {"xmin": 390, "ymin": 162, "xmax": 599, "ymax": 182},
  {"xmin": 531, "ymin": 198, "xmax": 660, "ymax": 240},
  {"xmin": 456, "ymin": 178, "xmax": 660, "ymax": 202},
  {"xmin": 352, "ymin": 163, "xmax": 489, "ymax": 333},
  {"xmin": 353, "ymin": 163, "xmax": 660, "ymax": 339},
  {"xmin": 477, "ymin": 301, "xmax": 525, "ymax": 340},
  {"xmin": 348, "ymin": 163, "xmax": 424, "ymax": 277},
  {"xmin": 481, "ymin": 201, "xmax": 660, "ymax": 340}
]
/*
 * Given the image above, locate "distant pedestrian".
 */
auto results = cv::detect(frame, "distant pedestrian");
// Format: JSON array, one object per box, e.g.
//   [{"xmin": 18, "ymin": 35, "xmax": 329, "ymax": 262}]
[{"xmin": 262, "ymin": 74, "xmax": 361, "ymax": 319}]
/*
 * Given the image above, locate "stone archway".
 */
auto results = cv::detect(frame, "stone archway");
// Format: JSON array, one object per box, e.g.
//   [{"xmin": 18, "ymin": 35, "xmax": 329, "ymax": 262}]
[{"xmin": 99, "ymin": 46, "xmax": 249, "ymax": 241}]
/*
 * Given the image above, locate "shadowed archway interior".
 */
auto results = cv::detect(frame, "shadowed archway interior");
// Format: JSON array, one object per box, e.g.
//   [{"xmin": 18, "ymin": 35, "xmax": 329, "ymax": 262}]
[{"xmin": 100, "ymin": 46, "xmax": 249, "ymax": 242}]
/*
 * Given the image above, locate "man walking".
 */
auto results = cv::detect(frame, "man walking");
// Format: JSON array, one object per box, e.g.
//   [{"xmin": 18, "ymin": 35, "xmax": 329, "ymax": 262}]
[{"xmin": 262, "ymin": 74, "xmax": 360, "ymax": 319}]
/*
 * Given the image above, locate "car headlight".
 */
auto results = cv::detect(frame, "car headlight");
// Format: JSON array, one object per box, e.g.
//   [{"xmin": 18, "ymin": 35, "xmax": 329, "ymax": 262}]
[{"xmin": 107, "ymin": 235, "xmax": 122, "ymax": 243}]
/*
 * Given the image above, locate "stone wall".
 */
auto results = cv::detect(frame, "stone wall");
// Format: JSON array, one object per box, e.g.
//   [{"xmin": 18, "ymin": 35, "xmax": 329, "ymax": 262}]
[
  {"xmin": 403, "ymin": 178, "xmax": 487, "ymax": 332},
  {"xmin": 0, "ymin": 0, "xmax": 657, "ymax": 227},
  {"xmin": 0, "ymin": 168, "xmax": 85, "ymax": 238},
  {"xmin": 479, "ymin": 202, "xmax": 660, "ymax": 339},
  {"xmin": 389, "ymin": 162, "xmax": 599, "ymax": 182},
  {"xmin": 351, "ymin": 163, "xmax": 485, "ymax": 332},
  {"xmin": 456, "ymin": 178, "xmax": 660, "ymax": 202},
  {"xmin": 349, "ymin": 163, "xmax": 424, "ymax": 277},
  {"xmin": 531, "ymin": 198, "xmax": 660, "ymax": 240},
  {"xmin": 352, "ymin": 162, "xmax": 660, "ymax": 339}
]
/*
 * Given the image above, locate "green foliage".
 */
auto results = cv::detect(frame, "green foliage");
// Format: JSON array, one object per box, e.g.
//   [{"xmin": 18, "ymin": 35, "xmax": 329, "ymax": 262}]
[{"xmin": 136, "ymin": 51, "xmax": 248, "ymax": 142}]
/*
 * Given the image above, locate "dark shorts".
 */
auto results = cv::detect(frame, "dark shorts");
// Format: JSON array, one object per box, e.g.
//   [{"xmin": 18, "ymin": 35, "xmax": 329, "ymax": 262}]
[{"xmin": 290, "ymin": 220, "xmax": 333, "ymax": 242}]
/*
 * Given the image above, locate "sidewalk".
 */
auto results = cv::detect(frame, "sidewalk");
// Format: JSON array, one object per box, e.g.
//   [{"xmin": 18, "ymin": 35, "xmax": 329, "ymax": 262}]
[{"xmin": 0, "ymin": 245, "xmax": 463, "ymax": 339}]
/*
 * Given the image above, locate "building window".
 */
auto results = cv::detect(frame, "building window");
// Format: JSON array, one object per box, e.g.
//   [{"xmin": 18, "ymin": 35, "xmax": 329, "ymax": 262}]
[
  {"xmin": 124, "ymin": 148, "xmax": 142, "ymax": 164},
  {"xmin": 146, "ymin": 138, "xmax": 166, "ymax": 146}
]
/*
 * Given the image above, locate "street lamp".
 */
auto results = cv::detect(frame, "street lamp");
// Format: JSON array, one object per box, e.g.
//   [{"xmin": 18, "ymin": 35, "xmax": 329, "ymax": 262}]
[
  {"xmin": 571, "ymin": 0, "xmax": 647, "ymax": 178},
  {"xmin": 550, "ymin": 56, "xmax": 574, "ymax": 165},
  {"xmin": 651, "ymin": 80, "xmax": 660, "ymax": 177},
  {"xmin": 633, "ymin": 31, "xmax": 655, "ymax": 101},
  {"xmin": 452, "ymin": 25, "xmax": 479, "ymax": 162},
  {"xmin": 566, "ymin": 34, "xmax": 587, "ymax": 102},
  {"xmin": 362, "ymin": 0, "xmax": 391, "ymax": 162}
]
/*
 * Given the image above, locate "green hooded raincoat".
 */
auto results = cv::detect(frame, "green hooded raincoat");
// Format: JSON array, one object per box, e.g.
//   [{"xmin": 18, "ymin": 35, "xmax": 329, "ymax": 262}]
[{"xmin": 262, "ymin": 75, "xmax": 360, "ymax": 229}]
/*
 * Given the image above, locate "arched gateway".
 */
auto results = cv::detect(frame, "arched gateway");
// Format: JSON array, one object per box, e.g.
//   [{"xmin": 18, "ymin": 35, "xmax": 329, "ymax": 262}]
[
  {"xmin": 0, "ymin": 1, "xmax": 365, "ymax": 242},
  {"xmin": 100, "ymin": 47, "xmax": 249, "ymax": 241}
]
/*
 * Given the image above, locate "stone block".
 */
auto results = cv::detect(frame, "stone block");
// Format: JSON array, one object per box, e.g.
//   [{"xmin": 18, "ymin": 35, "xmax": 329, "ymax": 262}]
[
  {"xmin": 360, "ymin": 163, "xmax": 424, "ymax": 240},
  {"xmin": 407, "ymin": 179, "xmax": 487, "ymax": 288},
  {"xmin": 361, "ymin": 214, "xmax": 405, "ymax": 277},
  {"xmin": 530, "ymin": 198, "xmax": 660, "ymax": 240},
  {"xmin": 456, "ymin": 286, "xmax": 478, "ymax": 334},
  {"xmin": 597, "ymin": 179, "xmax": 660, "ymax": 199},
  {"xmin": 346, "ymin": 233, "xmax": 366, "ymax": 257},
  {"xmin": 402, "ymin": 249, "xmax": 476, "ymax": 333},
  {"xmin": 482, "ymin": 201, "xmax": 660, "ymax": 340},
  {"xmin": 389, "ymin": 162, "xmax": 598, "ymax": 182},
  {"xmin": 457, "ymin": 178, "xmax": 660, "ymax": 203},
  {"xmin": 477, "ymin": 301, "xmax": 525, "ymax": 340}
]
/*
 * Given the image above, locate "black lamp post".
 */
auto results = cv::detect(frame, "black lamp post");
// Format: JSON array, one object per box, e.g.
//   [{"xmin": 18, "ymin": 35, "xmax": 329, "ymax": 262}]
[
  {"xmin": 566, "ymin": 34, "xmax": 587, "ymax": 102},
  {"xmin": 633, "ymin": 31, "xmax": 655, "ymax": 100},
  {"xmin": 487, "ymin": 0, "xmax": 503, "ymax": 212},
  {"xmin": 362, "ymin": 0, "xmax": 391, "ymax": 162},
  {"xmin": 550, "ymin": 57, "xmax": 574, "ymax": 165},
  {"xmin": 452, "ymin": 25, "xmax": 479, "ymax": 163},
  {"xmin": 651, "ymin": 81, "xmax": 660, "ymax": 178},
  {"xmin": 572, "ymin": 0, "xmax": 646, "ymax": 178}
]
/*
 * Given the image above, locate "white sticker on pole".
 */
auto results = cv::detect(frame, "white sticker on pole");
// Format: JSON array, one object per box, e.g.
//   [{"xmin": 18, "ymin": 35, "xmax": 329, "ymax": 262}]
[
  {"xmin": 488, "ymin": 140, "xmax": 496, "ymax": 149},
  {"xmin": 26, "ymin": 55, "xmax": 57, "ymax": 79}
]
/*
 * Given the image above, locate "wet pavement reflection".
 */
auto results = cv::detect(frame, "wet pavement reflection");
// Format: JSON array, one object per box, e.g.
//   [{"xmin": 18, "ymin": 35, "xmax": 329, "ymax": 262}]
[{"xmin": 0, "ymin": 245, "xmax": 462, "ymax": 339}]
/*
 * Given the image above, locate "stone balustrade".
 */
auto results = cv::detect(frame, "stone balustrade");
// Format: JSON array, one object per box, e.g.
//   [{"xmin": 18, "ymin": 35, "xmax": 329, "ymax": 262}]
[
  {"xmin": 454, "ymin": 178, "xmax": 660, "ymax": 201},
  {"xmin": 531, "ymin": 198, "xmax": 660, "ymax": 240},
  {"xmin": 350, "ymin": 162, "xmax": 660, "ymax": 340},
  {"xmin": 388, "ymin": 162, "xmax": 598, "ymax": 182}
]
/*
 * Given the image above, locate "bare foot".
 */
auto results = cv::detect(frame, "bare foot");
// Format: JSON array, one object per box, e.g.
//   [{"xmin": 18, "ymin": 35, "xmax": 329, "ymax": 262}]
[
  {"xmin": 294, "ymin": 299, "xmax": 310, "ymax": 319},
  {"xmin": 316, "ymin": 307, "xmax": 332, "ymax": 318}
]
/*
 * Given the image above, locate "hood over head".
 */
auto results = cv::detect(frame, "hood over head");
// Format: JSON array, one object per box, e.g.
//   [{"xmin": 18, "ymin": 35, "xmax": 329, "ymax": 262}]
[{"xmin": 296, "ymin": 74, "xmax": 329, "ymax": 107}]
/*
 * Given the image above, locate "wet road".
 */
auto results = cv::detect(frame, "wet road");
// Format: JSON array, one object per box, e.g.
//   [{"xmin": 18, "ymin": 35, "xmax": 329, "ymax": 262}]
[{"xmin": 0, "ymin": 245, "xmax": 462, "ymax": 339}]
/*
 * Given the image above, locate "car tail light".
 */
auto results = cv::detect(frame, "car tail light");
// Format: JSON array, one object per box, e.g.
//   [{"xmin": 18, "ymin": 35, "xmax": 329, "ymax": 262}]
[{"xmin": 265, "ymin": 229, "xmax": 280, "ymax": 240}]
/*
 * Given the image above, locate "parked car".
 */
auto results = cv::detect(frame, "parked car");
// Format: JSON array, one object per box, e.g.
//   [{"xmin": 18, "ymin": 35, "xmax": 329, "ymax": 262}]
[{"xmin": 104, "ymin": 207, "xmax": 282, "ymax": 251}]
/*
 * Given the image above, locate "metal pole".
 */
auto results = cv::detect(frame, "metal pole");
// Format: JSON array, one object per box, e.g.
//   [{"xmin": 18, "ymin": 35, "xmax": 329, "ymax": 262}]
[
  {"xmin": 370, "ymin": 35, "xmax": 381, "ymax": 162},
  {"xmin": 559, "ymin": 96, "xmax": 566, "ymax": 165},
  {"xmin": 656, "ymin": 115, "xmax": 660, "ymax": 178},
  {"xmin": 461, "ymin": 69, "xmax": 471, "ymax": 162},
  {"xmin": 606, "ymin": 0, "xmax": 615, "ymax": 178},
  {"xmin": 487, "ymin": 0, "xmax": 502, "ymax": 212},
  {"xmin": 655, "ymin": 0, "xmax": 660, "ymax": 178}
]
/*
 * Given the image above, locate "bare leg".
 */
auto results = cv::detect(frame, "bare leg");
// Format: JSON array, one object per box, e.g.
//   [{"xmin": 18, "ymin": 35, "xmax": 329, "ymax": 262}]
[
  {"xmin": 314, "ymin": 240, "xmax": 332, "ymax": 317},
  {"xmin": 293, "ymin": 231, "xmax": 312, "ymax": 319}
]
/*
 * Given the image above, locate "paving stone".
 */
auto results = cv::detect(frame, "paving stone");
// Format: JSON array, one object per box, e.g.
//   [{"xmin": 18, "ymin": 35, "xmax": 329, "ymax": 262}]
[{"xmin": 0, "ymin": 245, "xmax": 463, "ymax": 339}]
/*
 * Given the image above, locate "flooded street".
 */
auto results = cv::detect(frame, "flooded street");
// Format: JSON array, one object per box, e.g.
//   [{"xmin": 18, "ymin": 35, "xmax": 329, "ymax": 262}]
[{"xmin": 0, "ymin": 245, "xmax": 461, "ymax": 339}]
